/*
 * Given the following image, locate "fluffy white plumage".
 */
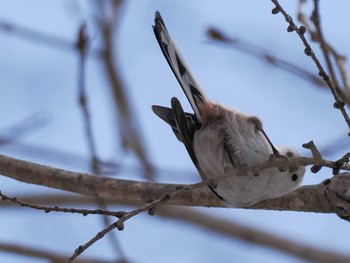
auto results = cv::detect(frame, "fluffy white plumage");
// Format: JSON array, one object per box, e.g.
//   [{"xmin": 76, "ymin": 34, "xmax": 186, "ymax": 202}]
[{"xmin": 152, "ymin": 11, "xmax": 305, "ymax": 207}]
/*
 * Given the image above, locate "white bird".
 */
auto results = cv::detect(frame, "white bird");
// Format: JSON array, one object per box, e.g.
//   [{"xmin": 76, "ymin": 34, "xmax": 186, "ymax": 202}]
[{"xmin": 152, "ymin": 11, "xmax": 305, "ymax": 207}]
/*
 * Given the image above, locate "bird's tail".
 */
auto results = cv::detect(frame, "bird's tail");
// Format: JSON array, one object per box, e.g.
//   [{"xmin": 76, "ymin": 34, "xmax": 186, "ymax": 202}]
[{"xmin": 153, "ymin": 11, "xmax": 208, "ymax": 122}]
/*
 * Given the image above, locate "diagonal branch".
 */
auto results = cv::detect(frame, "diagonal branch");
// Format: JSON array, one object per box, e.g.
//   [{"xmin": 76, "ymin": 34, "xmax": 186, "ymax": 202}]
[
  {"xmin": 0, "ymin": 20, "xmax": 101, "ymax": 57},
  {"xmin": 298, "ymin": 0, "xmax": 350, "ymax": 104},
  {"xmin": 207, "ymin": 27, "xmax": 325, "ymax": 87},
  {"xmin": 0, "ymin": 112, "xmax": 48, "ymax": 145},
  {"xmin": 270, "ymin": 0, "xmax": 350, "ymax": 131},
  {"xmin": 67, "ymin": 180, "xmax": 205, "ymax": 261}
]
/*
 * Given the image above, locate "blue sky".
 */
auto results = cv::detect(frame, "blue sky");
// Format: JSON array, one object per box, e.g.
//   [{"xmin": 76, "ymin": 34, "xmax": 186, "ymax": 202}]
[{"xmin": 0, "ymin": 1, "xmax": 350, "ymax": 262}]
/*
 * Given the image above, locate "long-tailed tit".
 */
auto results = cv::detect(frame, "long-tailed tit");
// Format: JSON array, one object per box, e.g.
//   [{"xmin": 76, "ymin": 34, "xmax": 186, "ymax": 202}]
[{"xmin": 152, "ymin": 12, "xmax": 305, "ymax": 207}]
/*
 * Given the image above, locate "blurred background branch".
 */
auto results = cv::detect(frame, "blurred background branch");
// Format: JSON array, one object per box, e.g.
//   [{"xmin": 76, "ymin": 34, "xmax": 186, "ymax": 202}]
[
  {"xmin": 207, "ymin": 26, "xmax": 326, "ymax": 87},
  {"xmin": 94, "ymin": 0, "xmax": 155, "ymax": 181},
  {"xmin": 0, "ymin": 19, "xmax": 102, "ymax": 57},
  {"xmin": 75, "ymin": 21, "xmax": 128, "ymax": 262},
  {"xmin": 298, "ymin": 0, "xmax": 350, "ymax": 105},
  {"xmin": 0, "ymin": 1, "xmax": 155, "ymax": 182}
]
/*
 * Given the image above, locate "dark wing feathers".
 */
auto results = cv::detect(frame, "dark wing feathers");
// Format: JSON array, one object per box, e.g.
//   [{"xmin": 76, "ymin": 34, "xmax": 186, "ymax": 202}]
[
  {"xmin": 153, "ymin": 11, "xmax": 207, "ymax": 122},
  {"xmin": 152, "ymin": 104, "xmax": 197, "ymax": 143},
  {"xmin": 152, "ymin": 12, "xmax": 225, "ymax": 202},
  {"xmin": 170, "ymin": 97, "xmax": 198, "ymax": 166}
]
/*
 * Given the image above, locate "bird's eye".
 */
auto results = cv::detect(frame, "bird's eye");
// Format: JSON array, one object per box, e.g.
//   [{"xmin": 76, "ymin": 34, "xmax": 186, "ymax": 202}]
[
  {"xmin": 291, "ymin": 173, "xmax": 298, "ymax": 181},
  {"xmin": 287, "ymin": 151, "xmax": 294, "ymax": 157}
]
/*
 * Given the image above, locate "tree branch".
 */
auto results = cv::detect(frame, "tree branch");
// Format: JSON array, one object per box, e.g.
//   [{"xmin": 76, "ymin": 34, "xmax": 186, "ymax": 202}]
[
  {"xmin": 1, "ymin": 153, "xmax": 350, "ymax": 218},
  {"xmin": 297, "ymin": 0, "xmax": 350, "ymax": 105},
  {"xmin": 3, "ymin": 194, "xmax": 350, "ymax": 263},
  {"xmin": 0, "ymin": 19, "xmax": 101, "ymax": 57},
  {"xmin": 206, "ymin": 27, "xmax": 325, "ymax": 87},
  {"xmin": 75, "ymin": 22, "xmax": 128, "ymax": 262},
  {"xmin": 95, "ymin": 0, "xmax": 155, "ymax": 180},
  {"xmin": 270, "ymin": 0, "xmax": 350, "ymax": 131}
]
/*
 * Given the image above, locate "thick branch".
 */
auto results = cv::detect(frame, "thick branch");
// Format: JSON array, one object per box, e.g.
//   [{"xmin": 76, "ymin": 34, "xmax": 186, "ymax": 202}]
[{"xmin": 1, "ymin": 154, "xmax": 350, "ymax": 217}]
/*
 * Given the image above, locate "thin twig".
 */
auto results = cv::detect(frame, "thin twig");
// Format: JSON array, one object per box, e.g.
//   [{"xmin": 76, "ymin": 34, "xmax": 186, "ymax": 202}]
[
  {"xmin": 297, "ymin": 0, "xmax": 350, "ymax": 104},
  {"xmin": 270, "ymin": 0, "xmax": 350, "ymax": 131},
  {"xmin": 67, "ymin": 181, "xmax": 205, "ymax": 261},
  {"xmin": 76, "ymin": 24, "xmax": 101, "ymax": 178},
  {"xmin": 6, "ymin": 194, "xmax": 350, "ymax": 263},
  {"xmin": 0, "ymin": 191, "xmax": 121, "ymax": 217},
  {"xmin": 310, "ymin": 0, "xmax": 342, "ymax": 99},
  {"xmin": 207, "ymin": 27, "xmax": 325, "ymax": 87},
  {"xmin": 115, "ymin": 181, "xmax": 205, "ymax": 230},
  {"xmin": 67, "ymin": 220, "xmax": 119, "ymax": 263}
]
